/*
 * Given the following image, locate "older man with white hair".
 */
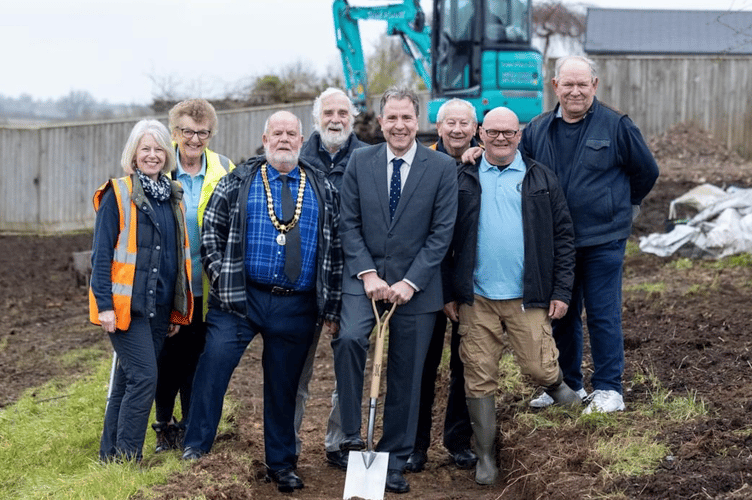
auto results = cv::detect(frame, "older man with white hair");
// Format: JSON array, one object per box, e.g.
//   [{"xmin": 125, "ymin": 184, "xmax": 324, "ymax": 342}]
[
  {"xmin": 296, "ymin": 88, "xmax": 367, "ymax": 471},
  {"xmin": 300, "ymin": 87, "xmax": 367, "ymax": 192},
  {"xmin": 182, "ymin": 111, "xmax": 343, "ymax": 493}
]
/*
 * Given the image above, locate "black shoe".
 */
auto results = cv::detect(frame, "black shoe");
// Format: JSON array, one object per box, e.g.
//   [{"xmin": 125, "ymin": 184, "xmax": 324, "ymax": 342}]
[
  {"xmin": 340, "ymin": 438, "xmax": 365, "ymax": 451},
  {"xmin": 385, "ymin": 469, "xmax": 410, "ymax": 494},
  {"xmin": 404, "ymin": 449, "xmax": 427, "ymax": 473},
  {"xmin": 165, "ymin": 418, "xmax": 183, "ymax": 450},
  {"xmin": 449, "ymin": 448, "xmax": 478, "ymax": 469},
  {"xmin": 326, "ymin": 450, "xmax": 349, "ymax": 470},
  {"xmin": 181, "ymin": 447, "xmax": 204, "ymax": 460},
  {"xmin": 267, "ymin": 468, "xmax": 304, "ymax": 493},
  {"xmin": 152, "ymin": 422, "xmax": 172, "ymax": 453}
]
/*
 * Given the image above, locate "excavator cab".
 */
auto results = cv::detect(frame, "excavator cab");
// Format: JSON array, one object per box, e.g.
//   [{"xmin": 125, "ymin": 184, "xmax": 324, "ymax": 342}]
[{"xmin": 428, "ymin": 0, "xmax": 542, "ymax": 124}]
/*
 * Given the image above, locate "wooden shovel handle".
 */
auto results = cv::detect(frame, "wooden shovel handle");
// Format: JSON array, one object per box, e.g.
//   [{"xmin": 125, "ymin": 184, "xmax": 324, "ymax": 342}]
[{"xmin": 369, "ymin": 299, "xmax": 397, "ymax": 400}]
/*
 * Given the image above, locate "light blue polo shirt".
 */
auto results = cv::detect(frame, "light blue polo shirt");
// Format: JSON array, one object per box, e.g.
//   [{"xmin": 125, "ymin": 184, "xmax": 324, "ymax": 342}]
[
  {"xmin": 474, "ymin": 150, "xmax": 526, "ymax": 300},
  {"xmin": 175, "ymin": 152, "xmax": 207, "ymax": 296}
]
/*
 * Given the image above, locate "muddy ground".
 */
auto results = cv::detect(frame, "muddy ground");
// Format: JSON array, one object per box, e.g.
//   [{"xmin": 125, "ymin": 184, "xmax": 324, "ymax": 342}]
[{"xmin": 1, "ymin": 123, "xmax": 751, "ymax": 499}]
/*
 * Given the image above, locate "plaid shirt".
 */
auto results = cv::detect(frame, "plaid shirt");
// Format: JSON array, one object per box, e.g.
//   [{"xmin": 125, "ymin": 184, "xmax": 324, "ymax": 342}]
[{"xmin": 201, "ymin": 156, "xmax": 343, "ymax": 322}]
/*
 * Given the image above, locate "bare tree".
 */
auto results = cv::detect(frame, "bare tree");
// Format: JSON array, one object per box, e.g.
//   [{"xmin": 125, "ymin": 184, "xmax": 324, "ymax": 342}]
[
  {"xmin": 58, "ymin": 90, "xmax": 96, "ymax": 120},
  {"xmin": 366, "ymin": 34, "xmax": 418, "ymax": 95},
  {"xmin": 533, "ymin": 2, "xmax": 586, "ymax": 61}
]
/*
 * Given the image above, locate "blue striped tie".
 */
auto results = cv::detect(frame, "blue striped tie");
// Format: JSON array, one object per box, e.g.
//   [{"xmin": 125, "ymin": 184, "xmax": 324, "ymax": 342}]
[{"xmin": 389, "ymin": 158, "xmax": 403, "ymax": 221}]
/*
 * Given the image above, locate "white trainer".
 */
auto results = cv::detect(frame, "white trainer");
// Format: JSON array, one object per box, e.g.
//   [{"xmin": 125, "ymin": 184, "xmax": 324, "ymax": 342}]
[
  {"xmin": 582, "ymin": 389, "xmax": 625, "ymax": 414},
  {"xmin": 529, "ymin": 388, "xmax": 587, "ymax": 408}
]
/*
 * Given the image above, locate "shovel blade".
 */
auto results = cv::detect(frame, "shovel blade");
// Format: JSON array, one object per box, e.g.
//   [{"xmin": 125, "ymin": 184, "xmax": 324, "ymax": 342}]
[{"xmin": 343, "ymin": 450, "xmax": 389, "ymax": 500}]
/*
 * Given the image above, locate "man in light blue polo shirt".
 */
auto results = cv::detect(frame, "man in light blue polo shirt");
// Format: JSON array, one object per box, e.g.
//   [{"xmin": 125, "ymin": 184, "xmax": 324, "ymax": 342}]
[{"xmin": 443, "ymin": 107, "xmax": 580, "ymax": 486}]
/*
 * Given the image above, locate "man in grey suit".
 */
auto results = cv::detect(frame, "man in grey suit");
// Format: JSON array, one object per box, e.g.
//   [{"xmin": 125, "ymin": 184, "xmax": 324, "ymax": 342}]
[{"xmin": 332, "ymin": 87, "xmax": 458, "ymax": 494}]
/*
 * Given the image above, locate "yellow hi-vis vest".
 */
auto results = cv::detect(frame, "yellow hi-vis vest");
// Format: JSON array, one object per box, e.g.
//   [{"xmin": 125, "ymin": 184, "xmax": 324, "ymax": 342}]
[{"xmin": 89, "ymin": 175, "xmax": 193, "ymax": 331}]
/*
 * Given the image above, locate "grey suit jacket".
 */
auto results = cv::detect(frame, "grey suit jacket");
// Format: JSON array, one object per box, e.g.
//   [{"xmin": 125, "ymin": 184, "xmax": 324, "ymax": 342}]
[{"xmin": 340, "ymin": 141, "xmax": 458, "ymax": 315}]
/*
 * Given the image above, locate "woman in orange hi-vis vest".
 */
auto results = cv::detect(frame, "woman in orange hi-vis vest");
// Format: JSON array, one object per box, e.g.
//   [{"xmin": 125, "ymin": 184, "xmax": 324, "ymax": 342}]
[{"xmin": 90, "ymin": 119, "xmax": 193, "ymax": 463}]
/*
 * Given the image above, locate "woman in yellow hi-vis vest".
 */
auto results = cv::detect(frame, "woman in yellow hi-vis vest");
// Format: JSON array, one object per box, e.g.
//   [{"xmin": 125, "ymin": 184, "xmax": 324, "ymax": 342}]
[
  {"xmin": 152, "ymin": 99, "xmax": 234, "ymax": 453},
  {"xmin": 90, "ymin": 119, "xmax": 193, "ymax": 462}
]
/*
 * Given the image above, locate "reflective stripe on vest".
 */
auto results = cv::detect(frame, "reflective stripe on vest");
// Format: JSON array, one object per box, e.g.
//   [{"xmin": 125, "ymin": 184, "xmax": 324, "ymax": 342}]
[
  {"xmin": 110, "ymin": 178, "xmax": 137, "ymax": 300},
  {"xmin": 89, "ymin": 176, "xmax": 138, "ymax": 331}
]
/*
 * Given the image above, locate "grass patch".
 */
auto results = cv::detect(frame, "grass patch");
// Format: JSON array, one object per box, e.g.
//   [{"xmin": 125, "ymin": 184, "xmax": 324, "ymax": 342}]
[
  {"xmin": 594, "ymin": 431, "xmax": 669, "ymax": 476},
  {"xmin": 706, "ymin": 253, "xmax": 752, "ymax": 269},
  {"xmin": 684, "ymin": 283, "xmax": 704, "ymax": 295},
  {"xmin": 58, "ymin": 348, "xmax": 107, "ymax": 370},
  {"xmin": 648, "ymin": 389, "xmax": 708, "ymax": 421},
  {"xmin": 668, "ymin": 257, "xmax": 693, "ymax": 270},
  {"xmin": 625, "ymin": 240, "xmax": 641, "ymax": 258},
  {"xmin": 624, "ymin": 282, "xmax": 665, "ymax": 299},
  {"xmin": 630, "ymin": 368, "xmax": 708, "ymax": 421},
  {"xmin": 497, "ymin": 352, "xmax": 524, "ymax": 394},
  {"xmin": 515, "ymin": 407, "xmax": 579, "ymax": 431},
  {"xmin": 0, "ymin": 355, "xmax": 236, "ymax": 500}
]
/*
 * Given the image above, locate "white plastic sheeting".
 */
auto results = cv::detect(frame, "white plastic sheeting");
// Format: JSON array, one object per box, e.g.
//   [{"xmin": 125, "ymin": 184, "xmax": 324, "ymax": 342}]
[{"xmin": 639, "ymin": 184, "xmax": 752, "ymax": 258}]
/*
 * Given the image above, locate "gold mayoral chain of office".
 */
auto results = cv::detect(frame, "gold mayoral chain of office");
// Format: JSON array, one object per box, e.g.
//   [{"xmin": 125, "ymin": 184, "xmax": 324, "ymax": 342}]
[{"xmin": 260, "ymin": 164, "xmax": 307, "ymax": 246}]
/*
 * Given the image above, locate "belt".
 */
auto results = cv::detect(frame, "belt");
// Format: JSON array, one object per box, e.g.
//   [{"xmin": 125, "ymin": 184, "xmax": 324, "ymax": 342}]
[{"xmin": 248, "ymin": 281, "xmax": 311, "ymax": 297}]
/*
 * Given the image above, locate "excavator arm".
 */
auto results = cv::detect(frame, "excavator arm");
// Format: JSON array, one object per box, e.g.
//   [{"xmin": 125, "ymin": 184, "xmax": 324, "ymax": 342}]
[{"xmin": 332, "ymin": 0, "xmax": 431, "ymax": 111}]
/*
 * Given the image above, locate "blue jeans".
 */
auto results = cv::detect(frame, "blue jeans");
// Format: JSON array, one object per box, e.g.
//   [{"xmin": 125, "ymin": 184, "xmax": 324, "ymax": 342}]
[
  {"xmin": 553, "ymin": 239, "xmax": 626, "ymax": 394},
  {"xmin": 99, "ymin": 305, "xmax": 170, "ymax": 461},
  {"xmin": 183, "ymin": 286, "xmax": 317, "ymax": 472}
]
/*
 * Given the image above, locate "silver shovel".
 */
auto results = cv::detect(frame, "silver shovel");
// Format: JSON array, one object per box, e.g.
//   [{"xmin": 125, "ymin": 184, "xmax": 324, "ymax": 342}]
[{"xmin": 343, "ymin": 299, "xmax": 397, "ymax": 500}]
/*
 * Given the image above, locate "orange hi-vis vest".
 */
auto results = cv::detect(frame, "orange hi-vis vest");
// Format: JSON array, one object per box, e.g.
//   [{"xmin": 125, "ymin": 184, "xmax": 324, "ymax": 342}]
[{"xmin": 89, "ymin": 175, "xmax": 193, "ymax": 331}]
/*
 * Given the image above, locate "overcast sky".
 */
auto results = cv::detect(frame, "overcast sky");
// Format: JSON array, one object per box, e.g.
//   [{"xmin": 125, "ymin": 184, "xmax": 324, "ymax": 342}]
[{"xmin": 3, "ymin": 0, "xmax": 750, "ymax": 104}]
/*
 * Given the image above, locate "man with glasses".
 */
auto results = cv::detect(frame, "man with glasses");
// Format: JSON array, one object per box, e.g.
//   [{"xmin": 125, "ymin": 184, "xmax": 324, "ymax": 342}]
[{"xmin": 444, "ymin": 106, "xmax": 580, "ymax": 486}]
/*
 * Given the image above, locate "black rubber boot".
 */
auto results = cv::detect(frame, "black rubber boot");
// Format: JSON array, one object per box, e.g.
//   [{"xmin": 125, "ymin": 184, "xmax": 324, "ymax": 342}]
[{"xmin": 466, "ymin": 396, "xmax": 498, "ymax": 485}]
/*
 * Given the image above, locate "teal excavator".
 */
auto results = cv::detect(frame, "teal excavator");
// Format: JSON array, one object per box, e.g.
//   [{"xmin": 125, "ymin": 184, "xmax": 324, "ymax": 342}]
[{"xmin": 332, "ymin": 0, "xmax": 543, "ymax": 124}]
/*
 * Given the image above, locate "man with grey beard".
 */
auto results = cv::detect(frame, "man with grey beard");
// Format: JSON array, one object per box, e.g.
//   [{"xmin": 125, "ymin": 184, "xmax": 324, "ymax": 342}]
[
  {"xmin": 182, "ymin": 111, "xmax": 343, "ymax": 493},
  {"xmin": 295, "ymin": 88, "xmax": 367, "ymax": 471},
  {"xmin": 300, "ymin": 87, "xmax": 367, "ymax": 192}
]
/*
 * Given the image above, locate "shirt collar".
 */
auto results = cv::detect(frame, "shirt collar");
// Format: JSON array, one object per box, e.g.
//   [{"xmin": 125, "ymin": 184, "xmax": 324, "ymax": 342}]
[
  {"xmin": 175, "ymin": 148, "xmax": 207, "ymax": 178},
  {"xmin": 480, "ymin": 150, "xmax": 523, "ymax": 173},
  {"xmin": 386, "ymin": 140, "xmax": 418, "ymax": 166},
  {"xmin": 266, "ymin": 163, "xmax": 300, "ymax": 181}
]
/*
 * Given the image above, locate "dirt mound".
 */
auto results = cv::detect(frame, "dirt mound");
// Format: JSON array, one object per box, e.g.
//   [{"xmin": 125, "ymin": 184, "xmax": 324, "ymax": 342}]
[
  {"xmin": 649, "ymin": 122, "xmax": 752, "ymax": 186},
  {"xmin": 649, "ymin": 122, "xmax": 744, "ymax": 164}
]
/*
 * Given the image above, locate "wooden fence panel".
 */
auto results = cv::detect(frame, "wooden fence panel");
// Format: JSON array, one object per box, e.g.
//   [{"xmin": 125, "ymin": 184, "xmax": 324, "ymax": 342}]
[{"xmin": 0, "ymin": 128, "xmax": 40, "ymax": 232}]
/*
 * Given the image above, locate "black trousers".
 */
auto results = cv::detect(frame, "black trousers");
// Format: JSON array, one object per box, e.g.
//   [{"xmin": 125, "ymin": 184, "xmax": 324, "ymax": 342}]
[
  {"xmin": 154, "ymin": 296, "xmax": 207, "ymax": 424},
  {"xmin": 413, "ymin": 311, "xmax": 473, "ymax": 454}
]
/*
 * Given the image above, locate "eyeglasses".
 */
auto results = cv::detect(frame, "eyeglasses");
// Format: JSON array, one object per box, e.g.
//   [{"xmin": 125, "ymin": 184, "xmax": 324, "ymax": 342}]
[
  {"xmin": 483, "ymin": 128, "xmax": 519, "ymax": 139},
  {"xmin": 178, "ymin": 128, "xmax": 211, "ymax": 140}
]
